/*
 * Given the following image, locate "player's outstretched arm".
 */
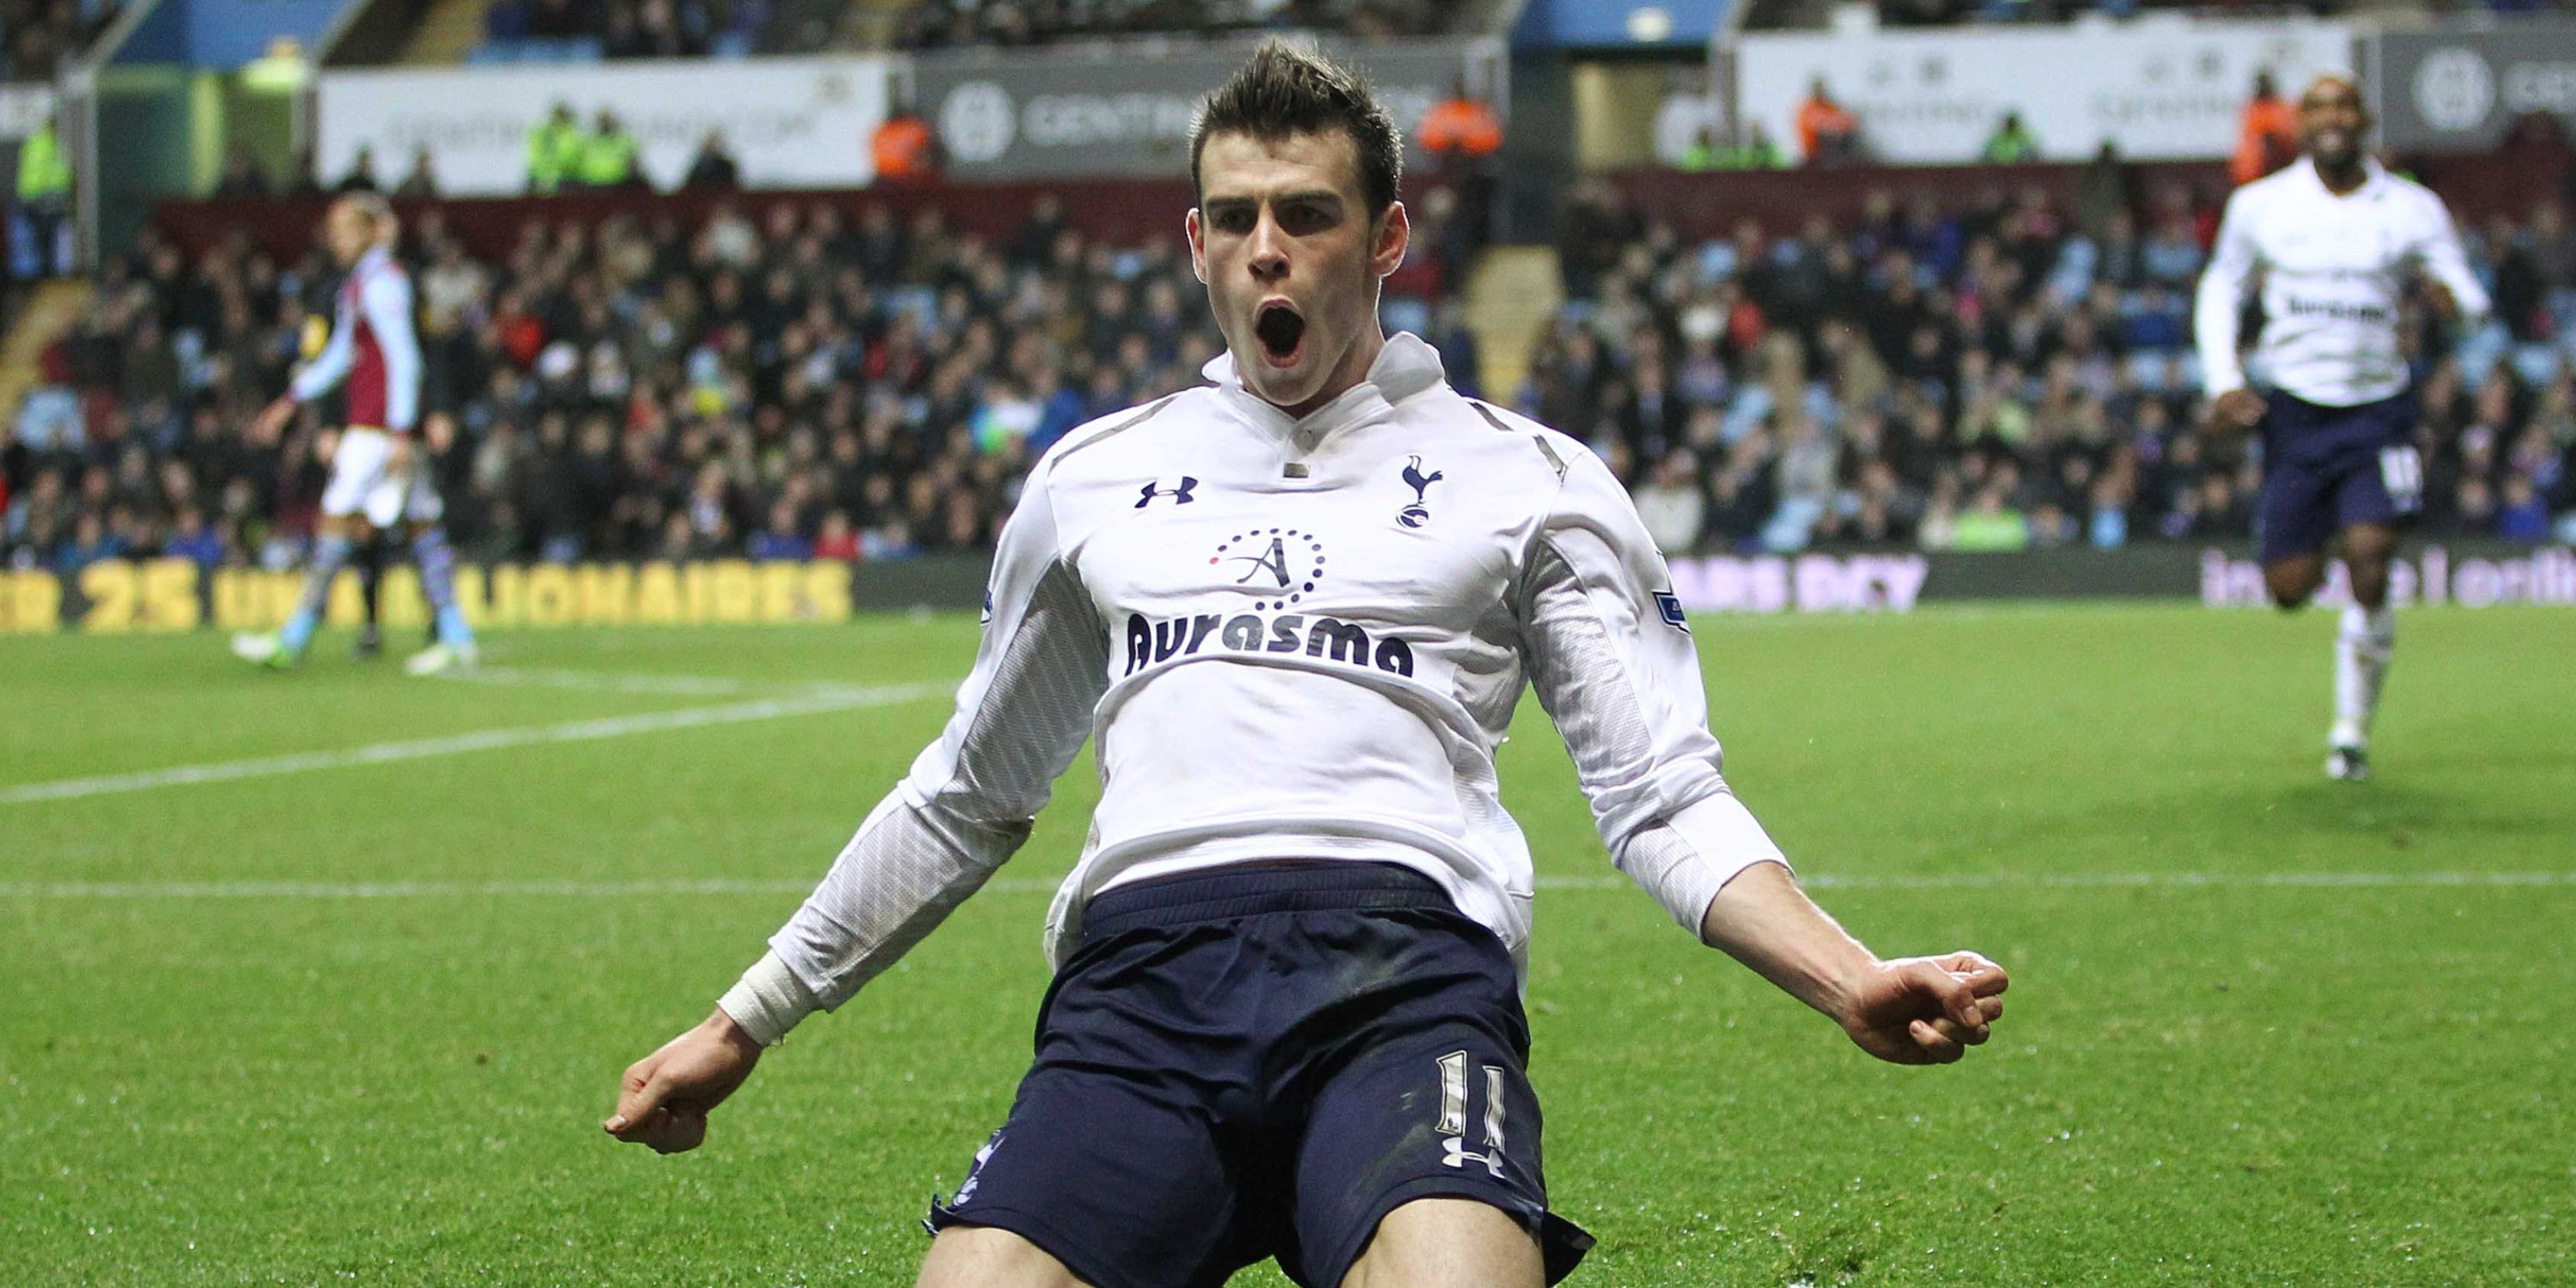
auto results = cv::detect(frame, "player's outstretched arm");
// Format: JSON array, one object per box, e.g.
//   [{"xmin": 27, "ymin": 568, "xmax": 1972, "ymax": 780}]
[
  {"xmin": 1696, "ymin": 862, "xmax": 2007, "ymax": 1065},
  {"xmin": 603, "ymin": 467, "xmax": 1104, "ymax": 1153},
  {"xmin": 604, "ymin": 1010, "xmax": 762, "ymax": 1153}
]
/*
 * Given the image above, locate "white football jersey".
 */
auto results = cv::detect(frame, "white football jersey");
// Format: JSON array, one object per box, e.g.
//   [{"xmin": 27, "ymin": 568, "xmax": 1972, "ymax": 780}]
[
  {"xmin": 758, "ymin": 333, "xmax": 1785, "ymax": 1015},
  {"xmin": 2196, "ymin": 156, "xmax": 2489, "ymax": 408}
]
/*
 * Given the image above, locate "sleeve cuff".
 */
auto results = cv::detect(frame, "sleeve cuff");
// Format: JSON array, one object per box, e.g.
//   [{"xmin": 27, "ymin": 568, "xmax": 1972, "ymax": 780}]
[
  {"xmin": 716, "ymin": 949, "xmax": 819, "ymax": 1048},
  {"xmin": 1625, "ymin": 792, "xmax": 1790, "ymax": 939}
]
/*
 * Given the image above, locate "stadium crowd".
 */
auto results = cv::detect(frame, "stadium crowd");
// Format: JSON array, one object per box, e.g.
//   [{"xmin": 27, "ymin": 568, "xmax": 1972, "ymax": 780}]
[
  {"xmin": 5, "ymin": 0, "xmax": 117, "ymax": 80},
  {"xmin": 1542, "ymin": 177, "xmax": 2576, "ymax": 554},
  {"xmin": 896, "ymin": 0, "xmax": 1443, "ymax": 49},
  {"xmin": 477, "ymin": 0, "xmax": 771, "ymax": 61},
  {"xmin": 898, "ymin": 0, "xmax": 1448, "ymax": 49},
  {"xmin": 6, "ymin": 179, "xmax": 2575, "ymax": 576}
]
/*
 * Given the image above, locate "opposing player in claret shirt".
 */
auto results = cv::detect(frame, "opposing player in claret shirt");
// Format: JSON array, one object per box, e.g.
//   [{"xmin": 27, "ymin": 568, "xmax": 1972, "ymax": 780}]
[
  {"xmin": 2196, "ymin": 76, "xmax": 2490, "ymax": 781},
  {"xmin": 605, "ymin": 44, "xmax": 2008, "ymax": 1288},
  {"xmin": 232, "ymin": 193, "xmax": 478, "ymax": 676}
]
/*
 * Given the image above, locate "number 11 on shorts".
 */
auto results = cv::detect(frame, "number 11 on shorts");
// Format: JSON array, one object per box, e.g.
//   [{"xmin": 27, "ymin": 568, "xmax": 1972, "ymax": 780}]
[
  {"xmin": 1437, "ymin": 1050, "xmax": 1507, "ymax": 1178},
  {"xmin": 2380, "ymin": 446, "xmax": 2425, "ymax": 513}
]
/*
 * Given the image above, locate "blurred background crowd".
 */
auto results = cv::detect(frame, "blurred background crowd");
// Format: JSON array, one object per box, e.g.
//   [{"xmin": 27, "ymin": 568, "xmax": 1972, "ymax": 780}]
[{"xmin": 9, "ymin": 171, "xmax": 2575, "ymax": 577}]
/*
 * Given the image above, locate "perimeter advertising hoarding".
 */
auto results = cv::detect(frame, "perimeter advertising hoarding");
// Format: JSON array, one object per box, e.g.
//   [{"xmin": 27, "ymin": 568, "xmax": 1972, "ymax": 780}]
[
  {"xmin": 2376, "ymin": 22, "xmax": 2576, "ymax": 151},
  {"xmin": 14, "ymin": 546, "xmax": 2570, "ymax": 634},
  {"xmin": 1733, "ymin": 18, "xmax": 2354, "ymax": 165},
  {"xmin": 316, "ymin": 58, "xmax": 894, "ymax": 197},
  {"xmin": 912, "ymin": 39, "xmax": 1503, "ymax": 181}
]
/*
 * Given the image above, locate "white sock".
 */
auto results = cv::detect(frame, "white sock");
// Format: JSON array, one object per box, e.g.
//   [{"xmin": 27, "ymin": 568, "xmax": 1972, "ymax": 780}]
[{"xmin": 2331, "ymin": 604, "xmax": 2395, "ymax": 749}]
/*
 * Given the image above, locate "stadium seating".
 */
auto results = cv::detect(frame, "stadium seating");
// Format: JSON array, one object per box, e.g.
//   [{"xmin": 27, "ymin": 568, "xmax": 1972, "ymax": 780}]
[
  {"xmin": 3, "ymin": 0, "xmax": 119, "ymax": 78},
  {"xmin": 897, "ymin": 0, "xmax": 1450, "ymax": 50},
  {"xmin": 475, "ymin": 0, "xmax": 768, "ymax": 63},
  {"xmin": 6, "ymin": 183, "xmax": 2573, "ymax": 577}
]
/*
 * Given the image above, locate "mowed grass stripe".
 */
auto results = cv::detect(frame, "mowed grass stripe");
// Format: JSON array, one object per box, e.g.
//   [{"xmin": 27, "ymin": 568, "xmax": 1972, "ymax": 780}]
[{"xmin": 0, "ymin": 680, "xmax": 952, "ymax": 805}]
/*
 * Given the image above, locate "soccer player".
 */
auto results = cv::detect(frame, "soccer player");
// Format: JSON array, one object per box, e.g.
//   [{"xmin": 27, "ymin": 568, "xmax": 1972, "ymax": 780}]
[
  {"xmin": 231, "ymin": 194, "xmax": 478, "ymax": 676},
  {"xmin": 605, "ymin": 46, "xmax": 2009, "ymax": 1288},
  {"xmin": 2196, "ymin": 76, "xmax": 2489, "ymax": 782}
]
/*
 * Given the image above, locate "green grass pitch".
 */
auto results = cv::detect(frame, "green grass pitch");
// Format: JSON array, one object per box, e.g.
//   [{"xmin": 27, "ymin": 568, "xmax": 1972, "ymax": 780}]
[{"xmin": 4, "ymin": 604, "xmax": 2571, "ymax": 1285}]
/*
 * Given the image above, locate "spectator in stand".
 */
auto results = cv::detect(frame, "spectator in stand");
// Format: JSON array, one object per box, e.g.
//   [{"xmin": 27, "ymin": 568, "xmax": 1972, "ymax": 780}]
[
  {"xmin": 288, "ymin": 145, "xmax": 325, "ymax": 196},
  {"xmin": 337, "ymin": 145, "xmax": 382, "ymax": 193},
  {"xmin": 215, "ymin": 147, "xmax": 275, "ymax": 199},
  {"xmin": 1419, "ymin": 78, "xmax": 1504, "ymax": 167},
  {"xmin": 526, "ymin": 103, "xmax": 587, "ymax": 195},
  {"xmin": 1795, "ymin": 78, "xmax": 1862, "ymax": 167},
  {"xmin": 872, "ymin": 96, "xmax": 936, "ymax": 183},
  {"xmin": 1419, "ymin": 78, "xmax": 1503, "ymax": 259},
  {"xmin": 1692, "ymin": 122, "xmax": 1785, "ymax": 172},
  {"xmin": 683, "ymin": 131, "xmax": 741, "ymax": 190},
  {"xmin": 812, "ymin": 509, "xmax": 860, "ymax": 562},
  {"xmin": 747, "ymin": 498, "xmax": 811, "ymax": 560},
  {"xmin": 2233, "ymin": 71, "xmax": 2299, "ymax": 187},
  {"xmin": 395, "ymin": 147, "xmax": 440, "ymax": 199},
  {"xmin": 1632, "ymin": 450, "xmax": 1706, "ymax": 554},
  {"xmin": 15, "ymin": 112, "xmax": 72, "ymax": 279},
  {"xmin": 576, "ymin": 109, "xmax": 643, "ymax": 191},
  {"xmin": 1980, "ymin": 112, "xmax": 2039, "ymax": 165}
]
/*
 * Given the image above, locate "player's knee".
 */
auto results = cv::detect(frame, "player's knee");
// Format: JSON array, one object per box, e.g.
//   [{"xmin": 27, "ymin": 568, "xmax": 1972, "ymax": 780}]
[
  {"xmin": 2264, "ymin": 574, "xmax": 2317, "ymax": 611},
  {"xmin": 914, "ymin": 1224, "xmax": 1091, "ymax": 1288},
  {"xmin": 1341, "ymin": 1198, "xmax": 1543, "ymax": 1288}
]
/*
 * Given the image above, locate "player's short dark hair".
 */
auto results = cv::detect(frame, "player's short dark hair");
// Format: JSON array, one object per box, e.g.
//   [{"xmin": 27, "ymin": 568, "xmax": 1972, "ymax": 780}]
[{"xmin": 1190, "ymin": 42, "xmax": 1403, "ymax": 217}]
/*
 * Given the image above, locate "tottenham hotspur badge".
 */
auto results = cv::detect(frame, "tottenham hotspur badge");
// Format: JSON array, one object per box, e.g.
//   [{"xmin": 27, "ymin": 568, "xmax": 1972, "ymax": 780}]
[{"xmin": 1398, "ymin": 455, "xmax": 1443, "ymax": 528}]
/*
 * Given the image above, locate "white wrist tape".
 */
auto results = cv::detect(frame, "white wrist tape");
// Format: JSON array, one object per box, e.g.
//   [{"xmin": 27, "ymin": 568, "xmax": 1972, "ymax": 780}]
[{"xmin": 716, "ymin": 950, "xmax": 819, "ymax": 1048}]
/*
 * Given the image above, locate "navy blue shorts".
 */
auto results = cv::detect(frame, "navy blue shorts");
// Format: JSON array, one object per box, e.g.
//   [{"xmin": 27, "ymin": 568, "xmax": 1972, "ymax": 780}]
[
  {"xmin": 2257, "ymin": 389, "xmax": 2423, "ymax": 565},
  {"xmin": 926, "ymin": 861, "xmax": 1595, "ymax": 1288}
]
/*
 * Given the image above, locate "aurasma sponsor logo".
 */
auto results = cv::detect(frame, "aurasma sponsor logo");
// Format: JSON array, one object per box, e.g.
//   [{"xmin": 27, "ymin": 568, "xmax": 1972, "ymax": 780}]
[{"xmin": 1124, "ymin": 611, "xmax": 1416, "ymax": 677}]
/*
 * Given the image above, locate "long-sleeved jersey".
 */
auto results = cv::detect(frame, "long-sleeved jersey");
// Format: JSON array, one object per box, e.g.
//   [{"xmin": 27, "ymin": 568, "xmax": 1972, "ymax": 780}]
[
  {"xmin": 741, "ymin": 333, "xmax": 1787, "ymax": 1035},
  {"xmin": 2196, "ymin": 156, "xmax": 2489, "ymax": 409},
  {"xmin": 291, "ymin": 246, "xmax": 421, "ymax": 433}
]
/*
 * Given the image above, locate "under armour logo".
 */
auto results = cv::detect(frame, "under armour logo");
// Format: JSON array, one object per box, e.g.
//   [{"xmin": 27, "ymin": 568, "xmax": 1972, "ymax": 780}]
[
  {"xmin": 1136, "ymin": 477, "xmax": 1199, "ymax": 507},
  {"xmin": 1443, "ymin": 1136, "xmax": 1505, "ymax": 1179},
  {"xmin": 1398, "ymin": 455, "xmax": 1443, "ymax": 528}
]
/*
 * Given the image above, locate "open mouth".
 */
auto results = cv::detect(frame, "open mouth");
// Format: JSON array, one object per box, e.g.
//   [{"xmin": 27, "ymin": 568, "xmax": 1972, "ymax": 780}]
[{"xmin": 1255, "ymin": 301, "xmax": 1306, "ymax": 369}]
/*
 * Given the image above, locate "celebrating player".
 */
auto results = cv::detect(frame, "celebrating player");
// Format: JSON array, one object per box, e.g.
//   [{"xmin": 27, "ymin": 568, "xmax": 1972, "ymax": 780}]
[
  {"xmin": 605, "ymin": 45, "xmax": 2008, "ymax": 1288},
  {"xmin": 231, "ymin": 193, "xmax": 479, "ymax": 676},
  {"xmin": 2196, "ymin": 76, "xmax": 2489, "ymax": 781}
]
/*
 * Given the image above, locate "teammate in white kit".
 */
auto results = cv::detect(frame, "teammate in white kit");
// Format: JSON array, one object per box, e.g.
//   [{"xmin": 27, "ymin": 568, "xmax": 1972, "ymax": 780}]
[
  {"xmin": 605, "ymin": 46, "xmax": 2009, "ymax": 1288},
  {"xmin": 231, "ymin": 194, "xmax": 478, "ymax": 676},
  {"xmin": 2196, "ymin": 76, "xmax": 2489, "ymax": 781}
]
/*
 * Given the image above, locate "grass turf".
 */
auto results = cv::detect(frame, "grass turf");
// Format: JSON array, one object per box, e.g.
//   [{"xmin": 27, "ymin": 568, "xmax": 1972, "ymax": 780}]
[{"xmin": 3, "ymin": 604, "xmax": 2569, "ymax": 1285}]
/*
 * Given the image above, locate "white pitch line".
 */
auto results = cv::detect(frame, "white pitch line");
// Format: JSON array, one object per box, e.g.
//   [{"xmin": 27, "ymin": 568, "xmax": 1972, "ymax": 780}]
[
  {"xmin": 428, "ymin": 665, "xmax": 770, "ymax": 697},
  {"xmin": 0, "ymin": 680, "xmax": 951, "ymax": 807},
  {"xmin": 3, "ymin": 871, "xmax": 2571, "ymax": 900}
]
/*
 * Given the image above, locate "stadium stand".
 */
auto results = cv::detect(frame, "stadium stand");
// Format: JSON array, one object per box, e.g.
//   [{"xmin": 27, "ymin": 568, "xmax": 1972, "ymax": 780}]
[
  {"xmin": 897, "ymin": 0, "xmax": 1452, "ymax": 49},
  {"xmin": 4, "ymin": 0, "xmax": 119, "ymax": 79},
  {"xmin": 7, "ymin": 180, "xmax": 2574, "ymax": 576},
  {"xmin": 473, "ymin": 0, "xmax": 772, "ymax": 62}
]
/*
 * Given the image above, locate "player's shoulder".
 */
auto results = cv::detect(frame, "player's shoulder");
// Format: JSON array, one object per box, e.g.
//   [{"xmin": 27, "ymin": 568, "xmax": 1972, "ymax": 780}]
[
  {"xmin": 1409, "ymin": 388, "xmax": 1587, "ymax": 486},
  {"xmin": 2229, "ymin": 164, "xmax": 2308, "ymax": 213},
  {"xmin": 1032, "ymin": 386, "xmax": 1215, "ymax": 483},
  {"xmin": 359, "ymin": 255, "xmax": 415, "ymax": 295},
  {"xmin": 2375, "ymin": 169, "xmax": 2456, "ymax": 221}
]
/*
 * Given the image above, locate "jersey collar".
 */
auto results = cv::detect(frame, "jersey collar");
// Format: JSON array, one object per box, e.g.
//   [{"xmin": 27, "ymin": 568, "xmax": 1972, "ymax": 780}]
[
  {"xmin": 2302, "ymin": 154, "xmax": 2387, "ymax": 199},
  {"xmin": 1200, "ymin": 330, "xmax": 1447, "ymax": 441}
]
